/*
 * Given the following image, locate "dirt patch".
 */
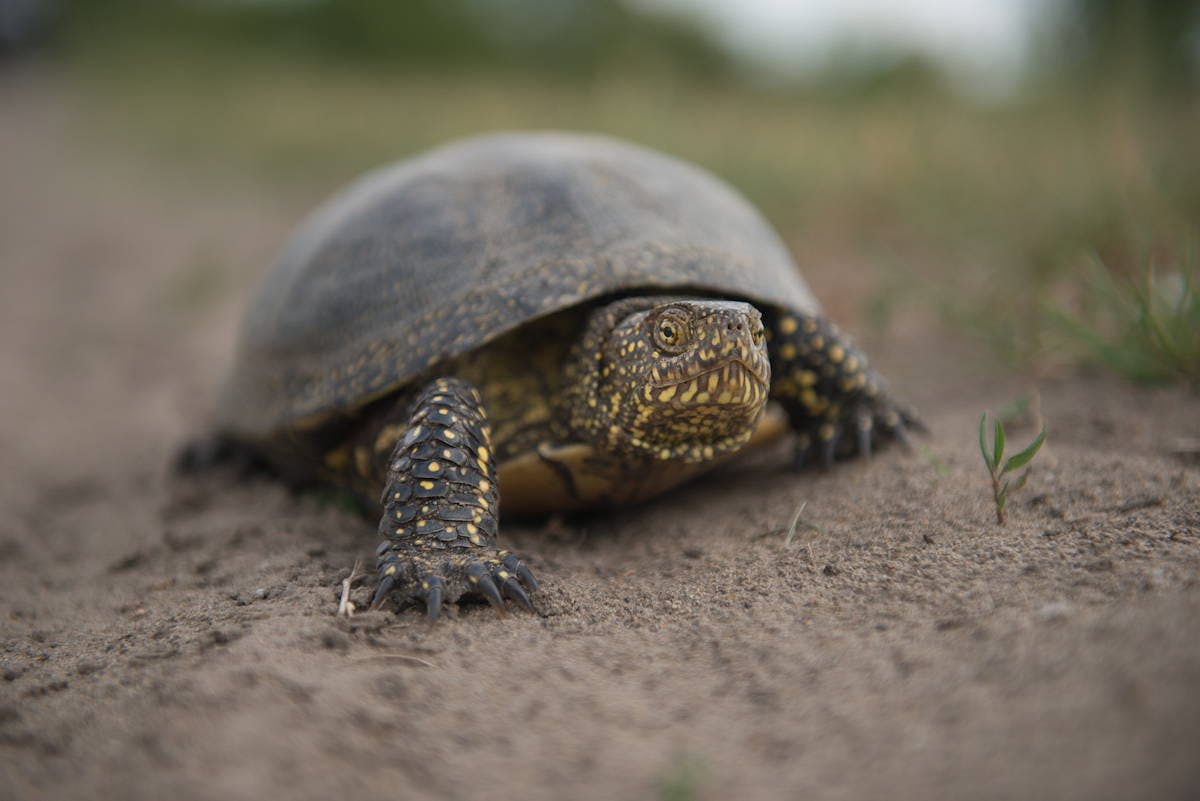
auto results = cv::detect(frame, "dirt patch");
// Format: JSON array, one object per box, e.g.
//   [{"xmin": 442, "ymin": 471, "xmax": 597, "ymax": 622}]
[{"xmin": 2, "ymin": 73, "xmax": 1199, "ymax": 801}]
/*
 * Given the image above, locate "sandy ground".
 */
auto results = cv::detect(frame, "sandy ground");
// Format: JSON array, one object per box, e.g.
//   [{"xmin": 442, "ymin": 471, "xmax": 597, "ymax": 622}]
[{"xmin": 2, "ymin": 71, "xmax": 1199, "ymax": 801}]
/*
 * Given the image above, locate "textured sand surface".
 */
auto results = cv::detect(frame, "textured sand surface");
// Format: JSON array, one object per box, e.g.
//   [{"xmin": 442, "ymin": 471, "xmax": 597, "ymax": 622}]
[{"xmin": 2, "ymin": 74, "xmax": 1198, "ymax": 801}]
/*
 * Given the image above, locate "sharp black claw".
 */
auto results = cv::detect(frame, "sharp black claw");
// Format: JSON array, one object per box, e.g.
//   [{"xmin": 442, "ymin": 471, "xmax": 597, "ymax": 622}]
[
  {"xmin": 791, "ymin": 437, "xmax": 812, "ymax": 471},
  {"xmin": 419, "ymin": 575, "xmax": 445, "ymax": 621},
  {"xmin": 855, "ymin": 409, "xmax": 873, "ymax": 459},
  {"xmin": 517, "ymin": 564, "xmax": 539, "ymax": 591},
  {"xmin": 857, "ymin": 424, "xmax": 872, "ymax": 459},
  {"xmin": 501, "ymin": 553, "xmax": 540, "ymax": 591},
  {"xmin": 501, "ymin": 577, "xmax": 534, "ymax": 612},
  {"xmin": 424, "ymin": 584, "xmax": 443, "ymax": 621},
  {"xmin": 371, "ymin": 573, "xmax": 397, "ymax": 609},
  {"xmin": 892, "ymin": 424, "xmax": 913, "ymax": 451},
  {"xmin": 468, "ymin": 563, "xmax": 507, "ymax": 616},
  {"xmin": 820, "ymin": 434, "xmax": 837, "ymax": 469}
]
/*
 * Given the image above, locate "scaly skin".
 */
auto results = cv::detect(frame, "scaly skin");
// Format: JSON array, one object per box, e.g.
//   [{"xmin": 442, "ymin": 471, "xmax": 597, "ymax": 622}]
[
  {"xmin": 372, "ymin": 378, "xmax": 537, "ymax": 620},
  {"xmin": 763, "ymin": 310, "xmax": 924, "ymax": 468}
]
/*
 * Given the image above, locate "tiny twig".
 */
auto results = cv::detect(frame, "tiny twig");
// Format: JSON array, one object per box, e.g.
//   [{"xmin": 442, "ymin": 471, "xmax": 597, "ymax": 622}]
[
  {"xmin": 782, "ymin": 499, "xmax": 826, "ymax": 563},
  {"xmin": 783, "ymin": 500, "xmax": 808, "ymax": 545},
  {"xmin": 338, "ymin": 558, "xmax": 367, "ymax": 618}
]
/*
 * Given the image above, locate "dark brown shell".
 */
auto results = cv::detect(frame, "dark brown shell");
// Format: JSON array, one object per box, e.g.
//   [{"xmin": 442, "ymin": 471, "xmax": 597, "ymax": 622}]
[{"xmin": 217, "ymin": 132, "xmax": 819, "ymax": 435}]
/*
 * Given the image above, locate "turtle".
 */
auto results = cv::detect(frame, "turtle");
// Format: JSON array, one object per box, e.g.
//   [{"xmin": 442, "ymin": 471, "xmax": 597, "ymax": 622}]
[{"xmin": 191, "ymin": 131, "xmax": 921, "ymax": 620}]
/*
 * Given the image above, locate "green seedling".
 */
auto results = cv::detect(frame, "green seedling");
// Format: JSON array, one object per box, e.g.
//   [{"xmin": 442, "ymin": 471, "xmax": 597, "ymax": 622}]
[{"xmin": 978, "ymin": 413, "xmax": 1046, "ymax": 525}]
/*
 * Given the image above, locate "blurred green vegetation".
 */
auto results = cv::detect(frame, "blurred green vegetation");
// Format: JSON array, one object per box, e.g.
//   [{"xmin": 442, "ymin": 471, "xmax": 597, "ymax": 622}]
[{"xmin": 56, "ymin": 0, "xmax": 1200, "ymax": 382}]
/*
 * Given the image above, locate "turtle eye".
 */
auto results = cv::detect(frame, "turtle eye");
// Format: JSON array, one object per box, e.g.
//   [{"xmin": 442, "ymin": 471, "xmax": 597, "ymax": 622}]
[
  {"xmin": 751, "ymin": 323, "xmax": 764, "ymax": 346},
  {"xmin": 655, "ymin": 317, "xmax": 687, "ymax": 349}
]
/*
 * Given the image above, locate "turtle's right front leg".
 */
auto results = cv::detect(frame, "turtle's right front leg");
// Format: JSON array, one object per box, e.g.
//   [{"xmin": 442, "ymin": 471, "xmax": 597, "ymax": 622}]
[{"xmin": 372, "ymin": 377, "xmax": 538, "ymax": 620}]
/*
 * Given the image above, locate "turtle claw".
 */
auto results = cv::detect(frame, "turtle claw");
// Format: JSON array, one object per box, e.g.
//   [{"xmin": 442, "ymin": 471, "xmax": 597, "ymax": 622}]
[
  {"xmin": 820, "ymin": 435, "xmax": 838, "ymax": 469},
  {"xmin": 425, "ymin": 587, "xmax": 443, "ymax": 621},
  {"xmin": 469, "ymin": 564, "xmax": 507, "ymax": 617},
  {"xmin": 789, "ymin": 396, "xmax": 922, "ymax": 472},
  {"xmin": 501, "ymin": 551, "xmax": 539, "ymax": 592},
  {"xmin": 371, "ymin": 574, "xmax": 398, "ymax": 609},
  {"xmin": 371, "ymin": 549, "xmax": 538, "ymax": 620},
  {"xmin": 502, "ymin": 577, "xmax": 535, "ymax": 612}
]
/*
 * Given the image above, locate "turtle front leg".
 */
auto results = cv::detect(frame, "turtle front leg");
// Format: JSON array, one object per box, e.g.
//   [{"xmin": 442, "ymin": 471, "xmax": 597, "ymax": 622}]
[
  {"xmin": 765, "ymin": 311, "xmax": 923, "ymax": 469},
  {"xmin": 372, "ymin": 377, "xmax": 538, "ymax": 620}
]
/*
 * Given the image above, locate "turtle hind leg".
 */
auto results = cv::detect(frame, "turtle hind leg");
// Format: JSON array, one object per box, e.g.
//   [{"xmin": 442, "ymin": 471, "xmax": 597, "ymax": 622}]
[
  {"xmin": 764, "ymin": 311, "xmax": 924, "ymax": 470},
  {"xmin": 373, "ymin": 377, "xmax": 538, "ymax": 620}
]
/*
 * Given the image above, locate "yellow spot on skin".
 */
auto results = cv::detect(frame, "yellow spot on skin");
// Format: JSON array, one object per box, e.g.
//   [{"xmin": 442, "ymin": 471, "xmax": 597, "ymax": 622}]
[
  {"xmin": 707, "ymin": 373, "xmax": 720, "ymax": 392},
  {"xmin": 498, "ymin": 571, "xmax": 510, "ymax": 580},
  {"xmin": 717, "ymin": 391, "xmax": 733, "ymax": 404},
  {"xmin": 779, "ymin": 316, "xmax": 798, "ymax": 334},
  {"xmin": 427, "ymin": 461, "xmax": 441, "ymax": 473},
  {"xmin": 384, "ymin": 565, "xmax": 397, "ymax": 576},
  {"xmin": 354, "ymin": 447, "xmax": 372, "ymax": 477},
  {"xmin": 828, "ymin": 345, "xmax": 845, "ymax": 363},
  {"xmin": 466, "ymin": 524, "xmax": 478, "ymax": 535},
  {"xmin": 420, "ymin": 480, "xmax": 435, "ymax": 490},
  {"xmin": 803, "ymin": 319, "xmax": 818, "ymax": 333},
  {"xmin": 479, "ymin": 479, "xmax": 491, "ymax": 493},
  {"xmin": 680, "ymin": 380, "xmax": 699, "ymax": 403},
  {"xmin": 477, "ymin": 446, "xmax": 490, "ymax": 462},
  {"xmin": 779, "ymin": 343, "xmax": 796, "ymax": 360},
  {"xmin": 443, "ymin": 429, "xmax": 456, "ymax": 439},
  {"xmin": 695, "ymin": 392, "xmax": 710, "ymax": 403},
  {"xmin": 810, "ymin": 336, "xmax": 824, "ymax": 350},
  {"xmin": 373, "ymin": 424, "xmax": 406, "ymax": 454},
  {"xmin": 819, "ymin": 423, "xmax": 836, "ymax": 441},
  {"xmin": 844, "ymin": 355, "xmax": 859, "ymax": 372},
  {"xmin": 393, "ymin": 492, "xmax": 402, "ymax": 499},
  {"xmin": 395, "ymin": 527, "xmax": 405, "ymax": 535},
  {"xmin": 324, "ymin": 448, "xmax": 349, "ymax": 472},
  {"xmin": 658, "ymin": 385, "xmax": 677, "ymax": 402}
]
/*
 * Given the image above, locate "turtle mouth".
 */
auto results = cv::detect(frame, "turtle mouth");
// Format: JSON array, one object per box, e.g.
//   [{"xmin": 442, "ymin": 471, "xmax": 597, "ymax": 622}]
[{"xmin": 650, "ymin": 359, "xmax": 768, "ymax": 406}]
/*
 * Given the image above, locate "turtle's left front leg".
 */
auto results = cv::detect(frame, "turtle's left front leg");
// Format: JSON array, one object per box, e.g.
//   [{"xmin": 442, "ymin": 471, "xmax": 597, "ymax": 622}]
[
  {"xmin": 372, "ymin": 377, "xmax": 538, "ymax": 620},
  {"xmin": 765, "ymin": 311, "xmax": 923, "ymax": 468}
]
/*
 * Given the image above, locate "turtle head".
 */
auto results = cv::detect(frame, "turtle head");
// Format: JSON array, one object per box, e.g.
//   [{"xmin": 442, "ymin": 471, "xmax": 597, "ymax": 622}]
[{"xmin": 564, "ymin": 298, "xmax": 771, "ymax": 462}]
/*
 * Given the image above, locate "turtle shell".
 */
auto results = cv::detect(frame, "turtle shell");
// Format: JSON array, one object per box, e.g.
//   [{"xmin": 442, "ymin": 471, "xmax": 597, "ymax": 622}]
[{"xmin": 217, "ymin": 131, "xmax": 819, "ymax": 436}]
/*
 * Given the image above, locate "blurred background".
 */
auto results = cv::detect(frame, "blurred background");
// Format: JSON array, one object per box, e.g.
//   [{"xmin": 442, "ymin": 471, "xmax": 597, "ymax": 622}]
[{"xmin": 3, "ymin": 0, "xmax": 1198, "ymax": 387}]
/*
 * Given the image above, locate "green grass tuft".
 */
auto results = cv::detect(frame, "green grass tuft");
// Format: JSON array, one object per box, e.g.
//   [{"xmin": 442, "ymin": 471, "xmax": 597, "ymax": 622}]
[{"xmin": 1046, "ymin": 250, "xmax": 1200, "ymax": 386}]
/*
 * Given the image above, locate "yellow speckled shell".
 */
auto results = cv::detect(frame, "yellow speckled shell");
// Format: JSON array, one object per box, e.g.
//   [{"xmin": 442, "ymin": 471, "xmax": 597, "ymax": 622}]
[{"xmin": 217, "ymin": 132, "xmax": 819, "ymax": 436}]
